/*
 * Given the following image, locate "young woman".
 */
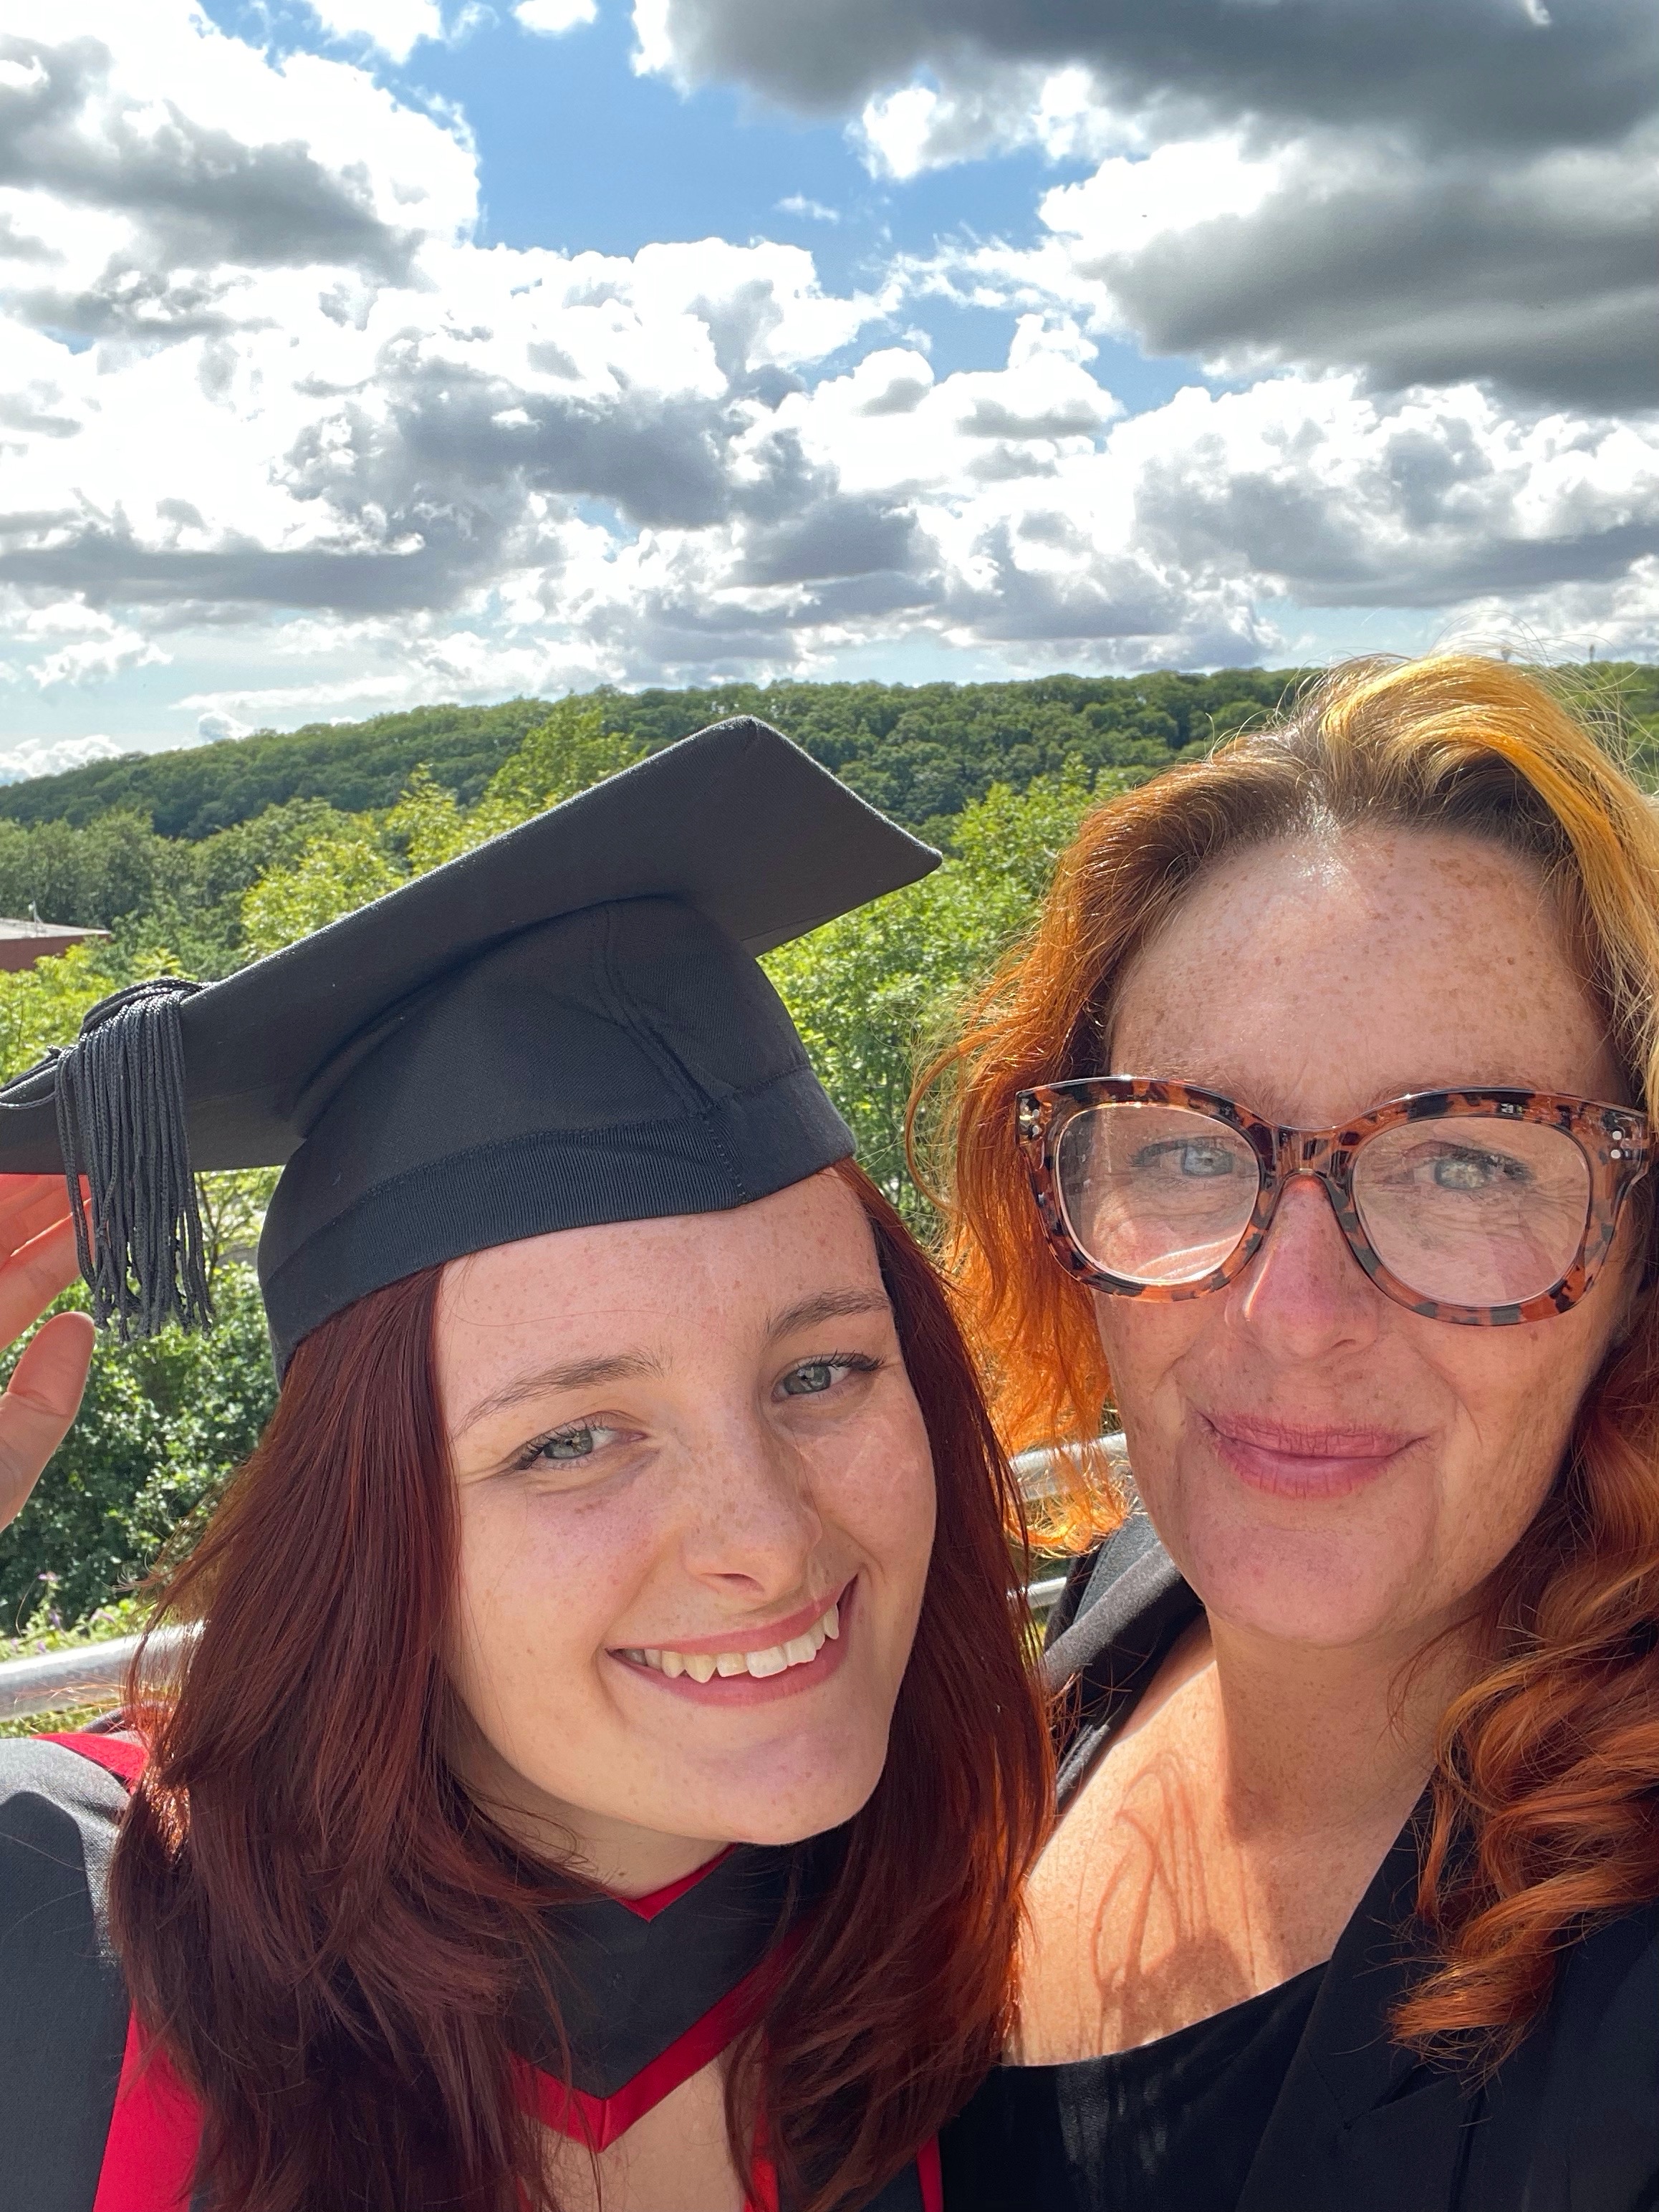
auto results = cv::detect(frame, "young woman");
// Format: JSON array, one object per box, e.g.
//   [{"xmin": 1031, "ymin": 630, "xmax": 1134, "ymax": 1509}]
[
  {"xmin": 929, "ymin": 658, "xmax": 1659, "ymax": 2211},
  {"xmin": 0, "ymin": 718, "xmax": 1049, "ymax": 2212}
]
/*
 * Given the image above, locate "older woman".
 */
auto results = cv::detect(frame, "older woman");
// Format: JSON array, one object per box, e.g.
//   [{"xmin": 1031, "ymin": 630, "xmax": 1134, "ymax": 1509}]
[{"xmin": 932, "ymin": 657, "xmax": 1659, "ymax": 2212}]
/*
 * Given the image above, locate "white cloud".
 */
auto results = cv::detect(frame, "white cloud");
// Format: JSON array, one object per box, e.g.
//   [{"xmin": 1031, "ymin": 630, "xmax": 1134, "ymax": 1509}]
[
  {"xmin": 0, "ymin": 731, "xmax": 130, "ymax": 782},
  {"xmin": 0, "ymin": 0, "xmax": 1653, "ymax": 726},
  {"xmin": 195, "ymin": 710, "xmax": 250, "ymax": 741},
  {"xmin": 776, "ymin": 195, "xmax": 840, "ymax": 223},
  {"xmin": 515, "ymin": 0, "xmax": 599, "ymax": 34},
  {"xmin": 304, "ymin": 0, "xmax": 444, "ymax": 62},
  {"xmin": 903, "ymin": 125, "xmax": 1659, "ymax": 410},
  {"xmin": 639, "ymin": 0, "xmax": 1658, "ymax": 412}
]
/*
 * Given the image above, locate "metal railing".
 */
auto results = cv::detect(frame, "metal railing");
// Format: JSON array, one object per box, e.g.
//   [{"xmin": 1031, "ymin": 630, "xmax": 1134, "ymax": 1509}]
[{"xmin": 0, "ymin": 1436, "xmax": 1127, "ymax": 1723}]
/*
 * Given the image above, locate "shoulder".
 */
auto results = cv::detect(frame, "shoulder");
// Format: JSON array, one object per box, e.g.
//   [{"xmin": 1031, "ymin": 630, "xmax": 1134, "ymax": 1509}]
[
  {"xmin": 0, "ymin": 1738, "xmax": 133, "ymax": 2206},
  {"xmin": 1543, "ymin": 1903, "xmax": 1659, "ymax": 2197},
  {"xmin": 1454, "ymin": 1901, "xmax": 1659, "ymax": 2212},
  {"xmin": 0, "ymin": 1734, "xmax": 130, "ymax": 1928}
]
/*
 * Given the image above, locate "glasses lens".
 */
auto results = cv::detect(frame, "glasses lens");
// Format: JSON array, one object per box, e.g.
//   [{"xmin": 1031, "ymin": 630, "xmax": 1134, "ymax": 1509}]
[
  {"xmin": 1352, "ymin": 1117, "xmax": 1590, "ymax": 1307},
  {"xmin": 1054, "ymin": 1103, "xmax": 1260, "ymax": 1285}
]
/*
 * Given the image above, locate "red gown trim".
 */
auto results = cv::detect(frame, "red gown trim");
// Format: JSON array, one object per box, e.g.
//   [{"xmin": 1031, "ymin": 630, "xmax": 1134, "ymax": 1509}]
[{"xmin": 43, "ymin": 1732, "xmax": 941, "ymax": 2212}]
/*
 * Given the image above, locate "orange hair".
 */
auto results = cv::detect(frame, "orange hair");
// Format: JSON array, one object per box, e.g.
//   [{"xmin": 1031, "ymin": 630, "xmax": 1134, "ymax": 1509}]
[{"xmin": 920, "ymin": 653, "xmax": 1659, "ymax": 2061}]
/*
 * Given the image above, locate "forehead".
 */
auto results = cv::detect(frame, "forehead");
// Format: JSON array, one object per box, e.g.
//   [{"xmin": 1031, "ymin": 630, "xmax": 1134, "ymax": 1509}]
[
  {"xmin": 433, "ymin": 1168, "xmax": 881, "ymax": 1370},
  {"xmin": 1107, "ymin": 826, "xmax": 1623, "ymax": 1124}
]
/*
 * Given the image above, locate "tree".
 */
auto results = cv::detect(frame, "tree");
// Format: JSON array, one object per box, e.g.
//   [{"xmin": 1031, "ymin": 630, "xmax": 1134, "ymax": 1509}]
[{"xmin": 765, "ymin": 762, "xmax": 1129, "ymax": 1225}]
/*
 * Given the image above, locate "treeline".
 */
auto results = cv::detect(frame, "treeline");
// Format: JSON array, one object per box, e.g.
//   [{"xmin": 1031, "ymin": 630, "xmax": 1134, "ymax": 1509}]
[
  {"xmin": 11, "ymin": 667, "xmax": 1659, "ymax": 855},
  {"xmin": 0, "ymin": 669, "xmax": 1317, "ymax": 847}
]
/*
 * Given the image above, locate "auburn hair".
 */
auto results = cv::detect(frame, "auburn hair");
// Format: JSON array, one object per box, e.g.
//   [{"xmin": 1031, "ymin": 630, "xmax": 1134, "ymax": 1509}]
[
  {"xmin": 920, "ymin": 653, "xmax": 1659, "ymax": 2063},
  {"xmin": 111, "ymin": 1158, "xmax": 1051, "ymax": 2211}
]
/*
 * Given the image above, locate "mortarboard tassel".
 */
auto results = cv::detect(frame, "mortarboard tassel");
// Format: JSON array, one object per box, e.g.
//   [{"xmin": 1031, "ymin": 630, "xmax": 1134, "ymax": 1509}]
[{"xmin": 52, "ymin": 978, "xmax": 214, "ymax": 1341}]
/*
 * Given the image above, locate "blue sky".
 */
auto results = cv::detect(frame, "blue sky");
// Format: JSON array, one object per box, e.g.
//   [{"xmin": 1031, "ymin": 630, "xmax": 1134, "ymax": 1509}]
[{"xmin": 0, "ymin": 0, "xmax": 1651, "ymax": 772}]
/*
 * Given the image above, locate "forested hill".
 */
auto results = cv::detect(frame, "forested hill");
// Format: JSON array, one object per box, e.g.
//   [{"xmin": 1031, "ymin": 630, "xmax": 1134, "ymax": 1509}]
[
  {"xmin": 0, "ymin": 670, "xmax": 1317, "ymax": 842},
  {"xmin": 9, "ymin": 664, "xmax": 1655, "ymax": 847}
]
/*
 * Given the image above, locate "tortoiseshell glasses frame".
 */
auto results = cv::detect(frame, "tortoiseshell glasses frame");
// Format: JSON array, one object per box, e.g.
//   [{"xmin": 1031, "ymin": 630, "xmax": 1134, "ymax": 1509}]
[{"xmin": 1015, "ymin": 1079, "xmax": 1653, "ymax": 1327}]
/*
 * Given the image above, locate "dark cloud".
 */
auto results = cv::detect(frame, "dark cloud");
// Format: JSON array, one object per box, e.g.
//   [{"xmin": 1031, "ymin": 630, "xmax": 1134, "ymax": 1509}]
[
  {"xmin": 734, "ymin": 494, "xmax": 921, "ymax": 584},
  {"xmin": 281, "ymin": 356, "xmax": 824, "ymax": 540},
  {"xmin": 938, "ymin": 516, "xmax": 1264, "ymax": 658},
  {"xmin": 0, "ymin": 516, "xmax": 494, "ymax": 617},
  {"xmin": 1082, "ymin": 154, "xmax": 1658, "ymax": 412},
  {"xmin": 1130, "ymin": 442, "xmax": 1659, "ymax": 610},
  {"xmin": 648, "ymin": 0, "xmax": 1657, "ymax": 158},
  {"xmin": 0, "ymin": 34, "xmax": 420, "ymax": 293},
  {"xmin": 653, "ymin": 0, "xmax": 1657, "ymax": 412}
]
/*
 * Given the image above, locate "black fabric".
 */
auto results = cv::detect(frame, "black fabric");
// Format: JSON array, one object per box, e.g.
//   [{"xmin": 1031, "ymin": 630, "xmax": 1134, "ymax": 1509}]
[
  {"xmin": 1042, "ymin": 1507, "xmax": 1202, "ymax": 1809},
  {"xmin": 0, "ymin": 1739, "xmax": 131, "ymax": 2212},
  {"xmin": 0, "ymin": 1742, "xmax": 923, "ymax": 2211},
  {"xmin": 0, "ymin": 717, "xmax": 937, "ymax": 1367},
  {"xmin": 511, "ymin": 1845, "xmax": 796, "ymax": 2097},
  {"xmin": 940, "ymin": 1964, "xmax": 1322, "ymax": 2212},
  {"xmin": 956, "ymin": 1516, "xmax": 1659, "ymax": 2212}
]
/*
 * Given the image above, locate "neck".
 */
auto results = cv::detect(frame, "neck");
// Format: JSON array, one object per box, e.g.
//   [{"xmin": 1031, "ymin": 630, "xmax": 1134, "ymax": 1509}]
[{"xmin": 1201, "ymin": 1604, "xmax": 1482, "ymax": 1845}]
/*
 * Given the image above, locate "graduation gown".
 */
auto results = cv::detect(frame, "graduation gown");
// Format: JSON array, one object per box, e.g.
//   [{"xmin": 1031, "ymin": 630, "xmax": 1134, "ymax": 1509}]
[
  {"xmin": 0, "ymin": 1730, "xmax": 941, "ymax": 2212},
  {"xmin": 956, "ymin": 1515, "xmax": 1659, "ymax": 2212}
]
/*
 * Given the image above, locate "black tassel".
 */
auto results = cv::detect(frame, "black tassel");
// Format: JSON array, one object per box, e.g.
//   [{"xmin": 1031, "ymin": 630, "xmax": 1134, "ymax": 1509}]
[{"xmin": 53, "ymin": 978, "xmax": 214, "ymax": 1341}]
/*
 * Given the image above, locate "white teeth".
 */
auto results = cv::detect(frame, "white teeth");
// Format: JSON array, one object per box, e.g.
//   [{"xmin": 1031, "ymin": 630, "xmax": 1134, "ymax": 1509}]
[{"xmin": 628, "ymin": 1598, "xmax": 844, "ymax": 1683}]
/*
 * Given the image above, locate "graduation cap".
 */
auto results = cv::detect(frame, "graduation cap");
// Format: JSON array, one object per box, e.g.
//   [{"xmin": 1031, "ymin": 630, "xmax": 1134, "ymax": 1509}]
[{"xmin": 0, "ymin": 719, "xmax": 938, "ymax": 1372}]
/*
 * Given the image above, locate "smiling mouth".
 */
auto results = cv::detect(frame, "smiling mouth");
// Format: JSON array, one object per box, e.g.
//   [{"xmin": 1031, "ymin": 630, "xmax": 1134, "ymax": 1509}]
[{"xmin": 617, "ymin": 1596, "xmax": 842, "ymax": 1686}]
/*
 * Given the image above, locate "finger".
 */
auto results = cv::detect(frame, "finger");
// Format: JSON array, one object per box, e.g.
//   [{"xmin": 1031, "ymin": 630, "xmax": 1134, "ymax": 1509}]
[
  {"xmin": 0, "ymin": 1309, "xmax": 94, "ymax": 1536},
  {"xmin": 0, "ymin": 1216, "xmax": 85, "ymax": 1349},
  {"xmin": 0, "ymin": 1188, "xmax": 77, "ymax": 1264},
  {"xmin": 0, "ymin": 1175, "xmax": 72, "ymax": 1243}
]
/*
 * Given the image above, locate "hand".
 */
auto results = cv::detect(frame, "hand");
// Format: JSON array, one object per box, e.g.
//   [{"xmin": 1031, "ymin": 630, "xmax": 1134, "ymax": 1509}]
[{"xmin": 0, "ymin": 1175, "xmax": 95, "ymax": 1539}]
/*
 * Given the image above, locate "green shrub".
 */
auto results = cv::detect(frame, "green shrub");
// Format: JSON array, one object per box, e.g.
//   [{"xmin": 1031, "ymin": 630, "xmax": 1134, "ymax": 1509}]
[{"xmin": 0, "ymin": 1269, "xmax": 276, "ymax": 1632}]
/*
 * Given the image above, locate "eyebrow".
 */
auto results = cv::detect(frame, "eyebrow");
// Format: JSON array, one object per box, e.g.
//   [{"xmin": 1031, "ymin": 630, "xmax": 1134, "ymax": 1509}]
[
  {"xmin": 450, "ymin": 1289, "xmax": 892, "ymax": 1441},
  {"xmin": 453, "ymin": 1350, "xmax": 663, "ymax": 1438},
  {"xmin": 765, "ymin": 1288, "xmax": 893, "ymax": 1339}
]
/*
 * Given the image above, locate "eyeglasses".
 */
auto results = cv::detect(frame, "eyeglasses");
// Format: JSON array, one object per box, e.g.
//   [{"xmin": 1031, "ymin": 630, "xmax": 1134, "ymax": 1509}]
[{"xmin": 1015, "ymin": 1079, "xmax": 1652, "ymax": 1327}]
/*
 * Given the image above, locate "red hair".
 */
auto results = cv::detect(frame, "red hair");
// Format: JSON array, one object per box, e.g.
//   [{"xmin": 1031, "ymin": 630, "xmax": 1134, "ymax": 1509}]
[
  {"xmin": 112, "ymin": 1159, "xmax": 1050, "ymax": 2210},
  {"xmin": 920, "ymin": 654, "xmax": 1659, "ymax": 2062}
]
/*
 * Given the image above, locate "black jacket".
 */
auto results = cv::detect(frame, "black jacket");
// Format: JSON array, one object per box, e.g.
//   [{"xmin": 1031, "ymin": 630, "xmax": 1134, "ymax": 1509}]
[{"xmin": 1035, "ymin": 1517, "xmax": 1659, "ymax": 2212}]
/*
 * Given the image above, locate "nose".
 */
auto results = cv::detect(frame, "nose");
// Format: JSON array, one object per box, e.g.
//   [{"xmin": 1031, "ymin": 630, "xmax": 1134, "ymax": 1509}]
[
  {"xmin": 1225, "ymin": 1173, "xmax": 1381, "ymax": 1360},
  {"xmin": 678, "ymin": 1410, "xmax": 824, "ymax": 1602}
]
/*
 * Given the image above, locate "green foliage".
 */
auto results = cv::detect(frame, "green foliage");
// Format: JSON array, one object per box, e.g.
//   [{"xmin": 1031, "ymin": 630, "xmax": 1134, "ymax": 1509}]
[
  {"xmin": 481, "ymin": 697, "xmax": 646, "ymax": 821},
  {"xmin": 0, "ymin": 699, "xmax": 553, "ymax": 837},
  {"xmin": 0, "ymin": 1269, "xmax": 276, "ymax": 1631},
  {"xmin": 241, "ymin": 832, "xmax": 402, "ymax": 957},
  {"xmin": 766, "ymin": 764, "xmax": 1122, "ymax": 1223}
]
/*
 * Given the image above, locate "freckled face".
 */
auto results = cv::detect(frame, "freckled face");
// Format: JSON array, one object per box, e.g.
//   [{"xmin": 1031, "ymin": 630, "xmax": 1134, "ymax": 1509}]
[
  {"xmin": 1095, "ymin": 827, "xmax": 1642, "ymax": 1655},
  {"xmin": 436, "ymin": 1170, "xmax": 936, "ymax": 1866}
]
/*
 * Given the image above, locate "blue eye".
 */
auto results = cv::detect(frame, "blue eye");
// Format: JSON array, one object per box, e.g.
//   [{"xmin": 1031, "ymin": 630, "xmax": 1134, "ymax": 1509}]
[
  {"xmin": 1429, "ymin": 1150, "xmax": 1527, "ymax": 1193},
  {"xmin": 782, "ymin": 1360, "xmax": 838, "ymax": 1398},
  {"xmin": 524, "ymin": 1422, "xmax": 625, "ymax": 1468},
  {"xmin": 779, "ymin": 1354, "xmax": 878, "ymax": 1400}
]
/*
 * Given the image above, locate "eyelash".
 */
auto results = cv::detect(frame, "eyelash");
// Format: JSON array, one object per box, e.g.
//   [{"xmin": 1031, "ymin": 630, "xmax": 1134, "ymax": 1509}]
[{"xmin": 510, "ymin": 1352, "xmax": 884, "ymax": 1473}]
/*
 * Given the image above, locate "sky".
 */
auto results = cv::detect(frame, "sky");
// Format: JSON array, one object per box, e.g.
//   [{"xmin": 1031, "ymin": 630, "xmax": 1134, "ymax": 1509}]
[{"xmin": 0, "ymin": 0, "xmax": 1654, "ymax": 777}]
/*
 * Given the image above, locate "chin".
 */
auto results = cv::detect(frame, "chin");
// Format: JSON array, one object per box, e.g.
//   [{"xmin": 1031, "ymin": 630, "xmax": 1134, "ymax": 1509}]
[
  {"xmin": 686, "ymin": 1740, "xmax": 890, "ymax": 1847},
  {"xmin": 1194, "ymin": 1548, "xmax": 1415, "ymax": 1654},
  {"xmin": 1183, "ymin": 1517, "xmax": 1420, "ymax": 1650}
]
